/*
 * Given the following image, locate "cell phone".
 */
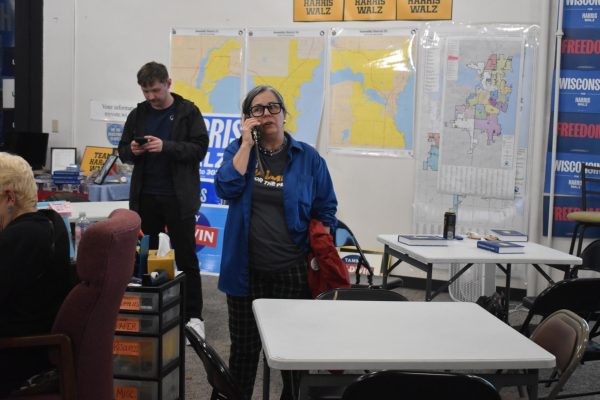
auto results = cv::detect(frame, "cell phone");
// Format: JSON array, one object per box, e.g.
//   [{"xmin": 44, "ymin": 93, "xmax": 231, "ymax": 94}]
[
  {"xmin": 251, "ymin": 126, "xmax": 262, "ymax": 142},
  {"xmin": 134, "ymin": 137, "xmax": 148, "ymax": 145}
]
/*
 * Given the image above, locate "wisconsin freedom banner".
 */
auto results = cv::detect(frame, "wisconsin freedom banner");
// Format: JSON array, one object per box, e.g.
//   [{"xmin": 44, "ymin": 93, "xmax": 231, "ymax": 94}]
[{"xmin": 545, "ymin": 0, "xmax": 600, "ymax": 237}]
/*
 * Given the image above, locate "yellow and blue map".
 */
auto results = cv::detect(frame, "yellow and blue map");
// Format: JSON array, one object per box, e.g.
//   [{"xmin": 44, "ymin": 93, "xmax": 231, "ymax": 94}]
[{"xmin": 328, "ymin": 29, "xmax": 416, "ymax": 155}]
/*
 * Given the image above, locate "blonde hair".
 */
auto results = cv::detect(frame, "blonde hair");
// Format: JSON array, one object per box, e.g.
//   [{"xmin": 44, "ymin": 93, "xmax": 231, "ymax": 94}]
[{"xmin": 0, "ymin": 152, "xmax": 38, "ymax": 209}]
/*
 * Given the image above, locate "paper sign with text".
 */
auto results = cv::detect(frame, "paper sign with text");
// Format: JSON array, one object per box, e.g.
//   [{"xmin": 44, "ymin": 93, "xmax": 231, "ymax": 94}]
[
  {"xmin": 294, "ymin": 0, "xmax": 344, "ymax": 21},
  {"xmin": 396, "ymin": 0, "xmax": 452, "ymax": 20},
  {"xmin": 80, "ymin": 146, "xmax": 115, "ymax": 175},
  {"xmin": 113, "ymin": 340, "xmax": 140, "ymax": 356},
  {"xmin": 90, "ymin": 100, "xmax": 136, "ymax": 122},
  {"xmin": 120, "ymin": 294, "xmax": 141, "ymax": 311},
  {"xmin": 115, "ymin": 386, "xmax": 139, "ymax": 400},
  {"xmin": 345, "ymin": 0, "xmax": 396, "ymax": 21},
  {"xmin": 115, "ymin": 317, "xmax": 141, "ymax": 333}
]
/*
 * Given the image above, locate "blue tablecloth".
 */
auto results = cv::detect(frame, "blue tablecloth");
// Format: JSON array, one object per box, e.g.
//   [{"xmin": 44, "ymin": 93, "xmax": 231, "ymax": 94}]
[{"xmin": 87, "ymin": 182, "xmax": 130, "ymax": 201}]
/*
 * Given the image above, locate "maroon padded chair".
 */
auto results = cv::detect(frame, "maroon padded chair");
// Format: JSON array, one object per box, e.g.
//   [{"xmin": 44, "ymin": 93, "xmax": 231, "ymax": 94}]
[{"xmin": 0, "ymin": 208, "xmax": 141, "ymax": 400}]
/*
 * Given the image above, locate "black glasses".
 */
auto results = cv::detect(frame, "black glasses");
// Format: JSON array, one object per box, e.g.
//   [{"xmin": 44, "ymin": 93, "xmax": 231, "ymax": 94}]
[{"xmin": 249, "ymin": 103, "xmax": 283, "ymax": 117}]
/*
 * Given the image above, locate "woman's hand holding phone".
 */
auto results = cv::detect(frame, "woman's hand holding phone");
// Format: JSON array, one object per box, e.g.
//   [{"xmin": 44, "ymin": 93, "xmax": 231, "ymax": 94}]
[{"xmin": 241, "ymin": 115, "xmax": 261, "ymax": 148}]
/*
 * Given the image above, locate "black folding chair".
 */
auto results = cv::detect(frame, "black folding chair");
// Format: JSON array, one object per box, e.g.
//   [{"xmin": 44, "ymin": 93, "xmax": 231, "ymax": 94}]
[
  {"xmin": 341, "ymin": 371, "xmax": 500, "ymax": 400},
  {"xmin": 316, "ymin": 287, "xmax": 408, "ymax": 302},
  {"xmin": 517, "ymin": 279, "xmax": 600, "ymax": 398},
  {"xmin": 333, "ymin": 219, "xmax": 402, "ymax": 289},
  {"xmin": 184, "ymin": 326, "xmax": 244, "ymax": 400}
]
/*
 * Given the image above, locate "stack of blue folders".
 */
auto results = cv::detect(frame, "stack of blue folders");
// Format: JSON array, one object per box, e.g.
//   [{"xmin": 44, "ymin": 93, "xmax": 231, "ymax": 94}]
[{"xmin": 52, "ymin": 166, "xmax": 81, "ymax": 185}]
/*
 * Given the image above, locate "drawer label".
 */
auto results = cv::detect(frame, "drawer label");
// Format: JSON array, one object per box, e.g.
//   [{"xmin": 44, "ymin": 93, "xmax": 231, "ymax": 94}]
[
  {"xmin": 115, "ymin": 386, "xmax": 138, "ymax": 400},
  {"xmin": 120, "ymin": 295, "xmax": 141, "ymax": 310},
  {"xmin": 115, "ymin": 317, "xmax": 141, "ymax": 332},
  {"xmin": 113, "ymin": 340, "xmax": 140, "ymax": 356}
]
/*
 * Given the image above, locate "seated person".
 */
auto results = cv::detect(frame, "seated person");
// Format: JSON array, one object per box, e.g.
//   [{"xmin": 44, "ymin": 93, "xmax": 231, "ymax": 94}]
[{"xmin": 0, "ymin": 152, "xmax": 74, "ymax": 395}]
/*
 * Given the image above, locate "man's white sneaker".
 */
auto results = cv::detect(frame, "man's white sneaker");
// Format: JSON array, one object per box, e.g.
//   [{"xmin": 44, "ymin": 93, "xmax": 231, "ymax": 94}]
[{"xmin": 186, "ymin": 318, "xmax": 205, "ymax": 344}]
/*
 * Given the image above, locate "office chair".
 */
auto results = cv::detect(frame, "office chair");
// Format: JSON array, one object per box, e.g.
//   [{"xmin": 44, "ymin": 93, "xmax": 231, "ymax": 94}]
[
  {"xmin": 333, "ymin": 219, "xmax": 402, "ymax": 289},
  {"xmin": 341, "ymin": 370, "xmax": 500, "ymax": 400},
  {"xmin": 0, "ymin": 209, "xmax": 140, "ymax": 399},
  {"xmin": 316, "ymin": 287, "xmax": 408, "ymax": 301},
  {"xmin": 184, "ymin": 326, "xmax": 244, "ymax": 400},
  {"xmin": 566, "ymin": 163, "xmax": 600, "ymax": 256}
]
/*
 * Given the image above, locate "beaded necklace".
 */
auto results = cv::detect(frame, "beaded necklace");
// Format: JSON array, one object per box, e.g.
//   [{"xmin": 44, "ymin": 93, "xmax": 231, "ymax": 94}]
[{"xmin": 259, "ymin": 136, "xmax": 288, "ymax": 157}]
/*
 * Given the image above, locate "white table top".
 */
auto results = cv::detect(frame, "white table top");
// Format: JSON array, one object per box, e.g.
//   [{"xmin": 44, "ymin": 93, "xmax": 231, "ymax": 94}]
[
  {"xmin": 377, "ymin": 234, "xmax": 582, "ymax": 266},
  {"xmin": 253, "ymin": 299, "xmax": 555, "ymax": 371},
  {"xmin": 70, "ymin": 201, "xmax": 130, "ymax": 222}
]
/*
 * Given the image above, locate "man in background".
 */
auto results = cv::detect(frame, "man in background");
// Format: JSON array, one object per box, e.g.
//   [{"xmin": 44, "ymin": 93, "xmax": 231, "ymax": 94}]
[{"xmin": 119, "ymin": 61, "xmax": 209, "ymax": 337}]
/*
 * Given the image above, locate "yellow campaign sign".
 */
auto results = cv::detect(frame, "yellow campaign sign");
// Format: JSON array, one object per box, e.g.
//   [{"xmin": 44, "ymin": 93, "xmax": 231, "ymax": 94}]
[
  {"xmin": 344, "ymin": 0, "xmax": 396, "ymax": 21},
  {"xmin": 396, "ymin": 0, "xmax": 452, "ymax": 20},
  {"xmin": 80, "ymin": 146, "xmax": 115, "ymax": 175},
  {"xmin": 294, "ymin": 0, "xmax": 344, "ymax": 22}
]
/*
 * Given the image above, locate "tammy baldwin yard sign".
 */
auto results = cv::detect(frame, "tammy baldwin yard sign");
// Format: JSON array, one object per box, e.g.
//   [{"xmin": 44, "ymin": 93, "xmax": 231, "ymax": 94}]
[{"xmin": 293, "ymin": 0, "xmax": 452, "ymax": 22}]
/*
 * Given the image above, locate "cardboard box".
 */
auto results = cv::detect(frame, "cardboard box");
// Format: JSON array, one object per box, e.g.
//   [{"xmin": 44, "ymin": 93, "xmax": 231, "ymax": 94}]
[{"xmin": 147, "ymin": 250, "xmax": 175, "ymax": 279}]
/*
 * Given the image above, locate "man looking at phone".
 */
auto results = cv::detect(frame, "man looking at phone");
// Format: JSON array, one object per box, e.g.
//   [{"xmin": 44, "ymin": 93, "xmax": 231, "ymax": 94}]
[{"xmin": 118, "ymin": 61, "xmax": 209, "ymax": 338}]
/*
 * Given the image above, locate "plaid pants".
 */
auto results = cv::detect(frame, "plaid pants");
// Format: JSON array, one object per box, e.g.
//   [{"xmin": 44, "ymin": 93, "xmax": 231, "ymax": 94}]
[{"xmin": 227, "ymin": 261, "xmax": 310, "ymax": 400}]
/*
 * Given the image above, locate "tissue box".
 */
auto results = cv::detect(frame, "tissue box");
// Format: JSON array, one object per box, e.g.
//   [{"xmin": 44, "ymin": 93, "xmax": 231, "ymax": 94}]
[{"xmin": 147, "ymin": 250, "xmax": 175, "ymax": 280}]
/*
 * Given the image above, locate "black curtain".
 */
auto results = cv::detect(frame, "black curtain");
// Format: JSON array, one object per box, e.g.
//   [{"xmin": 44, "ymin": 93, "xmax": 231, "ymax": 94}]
[{"xmin": 14, "ymin": 0, "xmax": 42, "ymax": 132}]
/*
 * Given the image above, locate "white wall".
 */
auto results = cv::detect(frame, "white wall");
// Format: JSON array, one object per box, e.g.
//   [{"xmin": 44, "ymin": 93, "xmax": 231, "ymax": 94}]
[{"xmin": 43, "ymin": 0, "xmax": 557, "ymax": 289}]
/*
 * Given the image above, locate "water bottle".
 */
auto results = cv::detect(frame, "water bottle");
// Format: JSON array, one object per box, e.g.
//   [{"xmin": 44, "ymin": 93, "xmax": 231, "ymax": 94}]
[{"xmin": 74, "ymin": 211, "xmax": 90, "ymax": 257}]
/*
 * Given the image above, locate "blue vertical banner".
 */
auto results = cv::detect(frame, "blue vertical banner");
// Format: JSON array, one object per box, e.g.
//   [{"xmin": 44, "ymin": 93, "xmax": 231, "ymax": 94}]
[
  {"xmin": 195, "ymin": 204, "xmax": 228, "ymax": 275},
  {"xmin": 544, "ymin": 0, "xmax": 600, "ymax": 237},
  {"xmin": 195, "ymin": 114, "xmax": 241, "ymax": 274}
]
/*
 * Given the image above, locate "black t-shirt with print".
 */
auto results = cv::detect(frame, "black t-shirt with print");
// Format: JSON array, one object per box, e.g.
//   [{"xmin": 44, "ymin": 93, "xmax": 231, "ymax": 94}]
[{"xmin": 249, "ymin": 146, "xmax": 304, "ymax": 271}]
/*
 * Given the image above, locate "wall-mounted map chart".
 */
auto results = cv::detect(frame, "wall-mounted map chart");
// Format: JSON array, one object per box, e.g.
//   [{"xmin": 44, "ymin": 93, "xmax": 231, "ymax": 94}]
[
  {"xmin": 328, "ymin": 28, "xmax": 416, "ymax": 156},
  {"xmin": 438, "ymin": 37, "xmax": 523, "ymax": 200},
  {"xmin": 247, "ymin": 29, "xmax": 326, "ymax": 145},
  {"xmin": 414, "ymin": 25, "xmax": 539, "ymax": 236},
  {"xmin": 170, "ymin": 28, "xmax": 244, "ymax": 114}
]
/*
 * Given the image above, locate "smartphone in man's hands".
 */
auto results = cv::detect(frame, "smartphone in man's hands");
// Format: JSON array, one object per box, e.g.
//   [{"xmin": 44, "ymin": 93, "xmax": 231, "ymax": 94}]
[{"xmin": 134, "ymin": 137, "xmax": 148, "ymax": 145}]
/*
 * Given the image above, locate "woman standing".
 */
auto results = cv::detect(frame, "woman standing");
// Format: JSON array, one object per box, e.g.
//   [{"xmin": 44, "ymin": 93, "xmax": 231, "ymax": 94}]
[{"xmin": 215, "ymin": 85, "xmax": 338, "ymax": 399}]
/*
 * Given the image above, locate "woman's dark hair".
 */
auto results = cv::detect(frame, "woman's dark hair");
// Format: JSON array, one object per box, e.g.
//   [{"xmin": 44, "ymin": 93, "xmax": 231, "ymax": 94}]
[
  {"xmin": 137, "ymin": 61, "xmax": 169, "ymax": 87},
  {"xmin": 241, "ymin": 85, "xmax": 286, "ymax": 117}
]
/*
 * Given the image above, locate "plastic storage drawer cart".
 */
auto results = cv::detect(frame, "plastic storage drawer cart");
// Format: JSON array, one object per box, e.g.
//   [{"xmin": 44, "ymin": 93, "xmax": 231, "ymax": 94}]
[{"xmin": 113, "ymin": 274, "xmax": 185, "ymax": 400}]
